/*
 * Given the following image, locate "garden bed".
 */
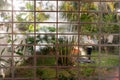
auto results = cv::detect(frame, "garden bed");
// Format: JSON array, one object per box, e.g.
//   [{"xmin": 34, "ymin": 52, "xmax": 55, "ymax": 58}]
[{"xmin": 11, "ymin": 52, "xmax": 119, "ymax": 80}]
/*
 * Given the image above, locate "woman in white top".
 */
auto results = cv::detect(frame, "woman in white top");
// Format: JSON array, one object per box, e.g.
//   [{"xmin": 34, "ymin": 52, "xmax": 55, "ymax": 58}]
[{"xmin": 85, "ymin": 35, "xmax": 94, "ymax": 60}]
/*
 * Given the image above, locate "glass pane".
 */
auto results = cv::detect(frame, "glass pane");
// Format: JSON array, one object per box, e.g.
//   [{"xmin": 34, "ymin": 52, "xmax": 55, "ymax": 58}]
[
  {"xmin": 59, "ymin": 12, "xmax": 79, "ymax": 22},
  {"xmin": 59, "ymin": 1, "xmax": 79, "ymax": 11},
  {"xmin": 58, "ymin": 23, "xmax": 76, "ymax": 32},
  {"xmin": 0, "ymin": 0, "xmax": 12, "ymax": 10},
  {"xmin": 36, "ymin": 12, "xmax": 56, "ymax": 22},
  {"xmin": 13, "ymin": 23, "xmax": 34, "ymax": 33},
  {"xmin": 13, "ymin": 0, "xmax": 34, "ymax": 10},
  {"xmin": 0, "ymin": 12, "xmax": 12, "ymax": 22},
  {"xmin": 14, "ymin": 12, "xmax": 34, "ymax": 22},
  {"xmin": 36, "ymin": 1, "xmax": 56, "ymax": 11},
  {"xmin": 0, "ymin": 0, "xmax": 119, "ymax": 80},
  {"xmin": 80, "ymin": 2, "xmax": 100, "ymax": 11}
]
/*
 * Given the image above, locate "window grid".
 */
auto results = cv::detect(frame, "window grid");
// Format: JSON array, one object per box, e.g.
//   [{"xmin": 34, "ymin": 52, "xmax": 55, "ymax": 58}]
[{"xmin": 0, "ymin": 0, "xmax": 119, "ymax": 80}]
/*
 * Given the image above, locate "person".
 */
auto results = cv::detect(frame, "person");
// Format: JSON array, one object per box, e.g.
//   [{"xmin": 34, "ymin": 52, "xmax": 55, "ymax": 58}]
[{"xmin": 85, "ymin": 35, "xmax": 94, "ymax": 60}]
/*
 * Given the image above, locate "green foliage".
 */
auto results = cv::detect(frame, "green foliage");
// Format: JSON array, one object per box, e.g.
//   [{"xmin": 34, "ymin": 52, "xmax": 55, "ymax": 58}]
[
  {"xmin": 103, "ymin": 14, "xmax": 114, "ymax": 22},
  {"xmin": 14, "ymin": 68, "xmax": 34, "ymax": 77},
  {"xmin": 25, "ymin": 36, "xmax": 34, "ymax": 54},
  {"xmin": 26, "ymin": 2, "xmax": 34, "ymax": 10},
  {"xmin": 37, "ymin": 47, "xmax": 54, "ymax": 55},
  {"xmin": 59, "ymin": 70, "xmax": 71, "ymax": 78},
  {"xmin": 16, "ymin": 13, "xmax": 27, "ymax": 22},
  {"xmin": 99, "ymin": 55, "xmax": 119, "ymax": 66},
  {"xmin": 1, "ymin": 48, "xmax": 5, "ymax": 55},
  {"xmin": 102, "ymin": 14, "xmax": 119, "ymax": 33},
  {"xmin": 81, "ymin": 66, "xmax": 96, "ymax": 76},
  {"xmin": 15, "ymin": 47, "xmax": 24, "ymax": 56},
  {"xmin": 47, "ymin": 27, "xmax": 56, "ymax": 32},
  {"xmin": 57, "ymin": 38, "xmax": 73, "ymax": 66},
  {"xmin": 60, "ymin": 2, "xmax": 118, "ymax": 34},
  {"xmin": 25, "ymin": 26, "xmax": 56, "ymax": 55},
  {"xmin": 28, "ymin": 24, "xmax": 40, "ymax": 32},
  {"xmin": 60, "ymin": 2, "xmax": 78, "ymax": 21},
  {"xmin": 36, "ymin": 56, "xmax": 55, "ymax": 66},
  {"xmin": 81, "ymin": 2, "xmax": 97, "ymax": 11},
  {"xmin": 36, "ymin": 12, "xmax": 49, "ymax": 22},
  {"xmin": 37, "ymin": 68, "xmax": 76, "ymax": 80},
  {"xmin": 28, "ymin": 24, "xmax": 34, "ymax": 32},
  {"xmin": 15, "ymin": 2, "xmax": 49, "ymax": 32},
  {"xmin": 38, "ymin": 68, "xmax": 56, "ymax": 79},
  {"xmin": 36, "ymin": 27, "xmax": 56, "ymax": 43},
  {"xmin": 60, "ymin": 2, "xmax": 98, "ymax": 34},
  {"xmin": 14, "ymin": 51, "xmax": 119, "ymax": 80}
]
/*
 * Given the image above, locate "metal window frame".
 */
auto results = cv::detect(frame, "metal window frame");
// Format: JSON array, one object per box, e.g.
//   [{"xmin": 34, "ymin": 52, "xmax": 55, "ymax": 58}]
[{"xmin": 0, "ymin": 0, "xmax": 119, "ymax": 80}]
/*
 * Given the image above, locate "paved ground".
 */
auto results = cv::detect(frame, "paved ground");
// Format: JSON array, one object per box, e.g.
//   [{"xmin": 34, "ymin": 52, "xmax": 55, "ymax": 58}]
[{"xmin": 106, "ymin": 68, "xmax": 119, "ymax": 80}]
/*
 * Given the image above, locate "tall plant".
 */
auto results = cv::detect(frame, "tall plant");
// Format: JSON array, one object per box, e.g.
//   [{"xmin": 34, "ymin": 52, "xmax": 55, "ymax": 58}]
[
  {"xmin": 60, "ymin": 1, "xmax": 118, "ymax": 34},
  {"xmin": 16, "ymin": 2, "xmax": 49, "ymax": 32}
]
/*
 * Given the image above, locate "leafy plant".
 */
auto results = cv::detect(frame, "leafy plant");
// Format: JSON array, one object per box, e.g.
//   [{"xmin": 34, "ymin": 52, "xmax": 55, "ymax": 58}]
[
  {"xmin": 1, "ymin": 48, "xmax": 5, "ymax": 55},
  {"xmin": 57, "ymin": 38, "xmax": 73, "ymax": 66}
]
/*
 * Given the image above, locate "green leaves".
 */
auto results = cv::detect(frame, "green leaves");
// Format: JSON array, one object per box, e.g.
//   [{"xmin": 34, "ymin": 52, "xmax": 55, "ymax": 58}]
[
  {"xmin": 26, "ymin": 2, "xmax": 34, "ymax": 10},
  {"xmin": 1, "ymin": 48, "xmax": 5, "ymax": 55},
  {"xmin": 15, "ymin": 46, "xmax": 24, "ymax": 56},
  {"xmin": 28, "ymin": 24, "xmax": 34, "ymax": 32},
  {"xmin": 60, "ymin": 1, "xmax": 118, "ymax": 34}
]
